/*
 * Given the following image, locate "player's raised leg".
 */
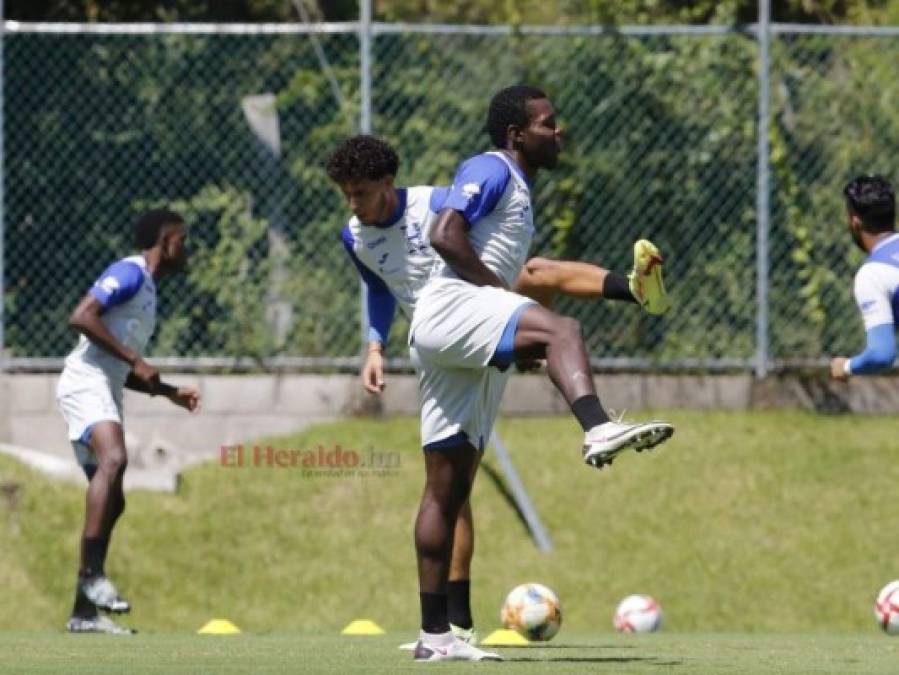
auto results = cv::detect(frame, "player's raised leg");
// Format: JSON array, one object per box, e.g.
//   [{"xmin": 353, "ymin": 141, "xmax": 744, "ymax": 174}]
[
  {"xmin": 514, "ymin": 243, "xmax": 671, "ymax": 314},
  {"xmin": 512, "ymin": 304, "xmax": 673, "ymax": 468}
]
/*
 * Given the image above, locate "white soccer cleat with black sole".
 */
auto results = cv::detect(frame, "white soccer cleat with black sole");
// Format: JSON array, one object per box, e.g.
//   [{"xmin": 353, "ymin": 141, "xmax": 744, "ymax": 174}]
[
  {"xmin": 66, "ymin": 614, "xmax": 136, "ymax": 635},
  {"xmin": 582, "ymin": 420, "xmax": 674, "ymax": 469},
  {"xmin": 79, "ymin": 575, "xmax": 131, "ymax": 614}
]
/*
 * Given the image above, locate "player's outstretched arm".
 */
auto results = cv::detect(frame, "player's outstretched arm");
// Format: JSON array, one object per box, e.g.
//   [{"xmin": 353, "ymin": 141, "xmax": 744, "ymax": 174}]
[{"xmin": 430, "ymin": 209, "xmax": 507, "ymax": 289}]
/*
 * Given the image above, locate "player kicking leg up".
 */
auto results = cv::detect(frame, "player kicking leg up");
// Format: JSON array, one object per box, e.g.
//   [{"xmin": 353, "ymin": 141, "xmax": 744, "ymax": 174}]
[{"xmin": 56, "ymin": 209, "xmax": 201, "ymax": 634}]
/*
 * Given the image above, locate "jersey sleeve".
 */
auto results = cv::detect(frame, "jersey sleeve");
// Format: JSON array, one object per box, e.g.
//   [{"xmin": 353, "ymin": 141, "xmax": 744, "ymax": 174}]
[
  {"xmin": 441, "ymin": 155, "xmax": 511, "ymax": 227},
  {"xmin": 88, "ymin": 260, "xmax": 145, "ymax": 310},
  {"xmin": 853, "ymin": 264, "xmax": 895, "ymax": 331},
  {"xmin": 341, "ymin": 226, "xmax": 397, "ymax": 344}
]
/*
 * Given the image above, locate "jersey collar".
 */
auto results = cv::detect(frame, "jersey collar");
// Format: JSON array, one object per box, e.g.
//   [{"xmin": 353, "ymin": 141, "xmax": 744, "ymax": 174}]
[
  {"xmin": 870, "ymin": 232, "xmax": 899, "ymax": 254},
  {"xmin": 372, "ymin": 188, "xmax": 407, "ymax": 228}
]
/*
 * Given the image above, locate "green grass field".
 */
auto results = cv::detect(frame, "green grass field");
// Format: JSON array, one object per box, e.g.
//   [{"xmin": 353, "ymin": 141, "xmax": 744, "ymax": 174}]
[
  {"xmin": 3, "ymin": 410, "xmax": 899, "ymax": 672},
  {"xmin": 2, "ymin": 632, "xmax": 899, "ymax": 673}
]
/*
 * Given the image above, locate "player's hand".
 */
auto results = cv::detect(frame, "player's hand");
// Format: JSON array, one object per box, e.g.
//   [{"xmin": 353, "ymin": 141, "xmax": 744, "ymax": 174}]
[
  {"xmin": 168, "ymin": 386, "xmax": 202, "ymax": 413},
  {"xmin": 131, "ymin": 357, "xmax": 161, "ymax": 392},
  {"xmin": 362, "ymin": 348, "xmax": 386, "ymax": 394},
  {"xmin": 831, "ymin": 357, "xmax": 850, "ymax": 381}
]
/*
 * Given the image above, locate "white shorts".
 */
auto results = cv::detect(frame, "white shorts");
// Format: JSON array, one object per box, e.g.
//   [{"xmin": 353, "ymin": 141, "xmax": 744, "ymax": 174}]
[
  {"xmin": 410, "ymin": 278, "xmax": 534, "ymax": 370},
  {"xmin": 56, "ymin": 370, "xmax": 123, "ymax": 444},
  {"xmin": 410, "ymin": 279, "xmax": 532, "ymax": 449},
  {"xmin": 416, "ymin": 362, "xmax": 511, "ymax": 451}
]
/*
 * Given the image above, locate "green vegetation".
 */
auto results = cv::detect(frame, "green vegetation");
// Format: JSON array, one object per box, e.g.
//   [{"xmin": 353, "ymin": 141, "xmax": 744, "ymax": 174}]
[{"xmin": 2, "ymin": 411, "xmax": 899, "ymax": 637}]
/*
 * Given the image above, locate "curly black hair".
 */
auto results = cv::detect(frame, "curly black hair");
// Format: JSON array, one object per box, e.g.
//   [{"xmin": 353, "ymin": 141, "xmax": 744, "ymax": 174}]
[
  {"xmin": 485, "ymin": 85, "xmax": 548, "ymax": 148},
  {"xmin": 844, "ymin": 175, "xmax": 896, "ymax": 232},
  {"xmin": 325, "ymin": 135, "xmax": 400, "ymax": 183},
  {"xmin": 134, "ymin": 208, "xmax": 184, "ymax": 249}
]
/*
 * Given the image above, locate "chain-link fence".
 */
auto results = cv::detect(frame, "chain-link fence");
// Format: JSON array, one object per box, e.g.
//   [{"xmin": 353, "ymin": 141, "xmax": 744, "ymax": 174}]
[{"xmin": 3, "ymin": 22, "xmax": 899, "ymax": 372}]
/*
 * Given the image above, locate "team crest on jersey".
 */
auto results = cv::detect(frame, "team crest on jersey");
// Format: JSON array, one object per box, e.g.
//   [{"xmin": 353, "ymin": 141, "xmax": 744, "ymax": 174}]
[{"xmin": 402, "ymin": 221, "xmax": 428, "ymax": 256}]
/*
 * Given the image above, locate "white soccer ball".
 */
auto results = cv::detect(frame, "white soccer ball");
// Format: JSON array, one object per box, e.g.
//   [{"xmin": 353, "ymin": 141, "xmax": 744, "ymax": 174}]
[
  {"xmin": 874, "ymin": 581, "xmax": 899, "ymax": 634},
  {"xmin": 614, "ymin": 594, "xmax": 662, "ymax": 633},
  {"xmin": 501, "ymin": 582, "xmax": 562, "ymax": 641}
]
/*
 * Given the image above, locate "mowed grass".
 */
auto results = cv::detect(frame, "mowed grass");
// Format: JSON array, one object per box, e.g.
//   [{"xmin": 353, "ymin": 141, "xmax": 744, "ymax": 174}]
[
  {"xmin": 2, "ymin": 632, "xmax": 899, "ymax": 674},
  {"xmin": 2, "ymin": 410, "xmax": 899, "ymax": 671}
]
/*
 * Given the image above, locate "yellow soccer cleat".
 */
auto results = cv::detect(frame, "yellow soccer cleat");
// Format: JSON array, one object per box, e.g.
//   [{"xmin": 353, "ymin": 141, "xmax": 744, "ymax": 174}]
[{"xmin": 628, "ymin": 239, "xmax": 671, "ymax": 316}]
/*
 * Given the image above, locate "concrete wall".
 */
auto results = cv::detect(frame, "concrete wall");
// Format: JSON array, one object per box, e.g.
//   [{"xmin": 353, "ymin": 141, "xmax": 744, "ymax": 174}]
[{"xmin": 0, "ymin": 372, "xmax": 894, "ymax": 471}]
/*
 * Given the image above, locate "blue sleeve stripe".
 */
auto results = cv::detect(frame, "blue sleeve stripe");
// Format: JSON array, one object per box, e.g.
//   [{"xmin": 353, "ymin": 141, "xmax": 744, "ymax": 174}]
[
  {"xmin": 849, "ymin": 323, "xmax": 896, "ymax": 375},
  {"xmin": 341, "ymin": 224, "xmax": 396, "ymax": 343}
]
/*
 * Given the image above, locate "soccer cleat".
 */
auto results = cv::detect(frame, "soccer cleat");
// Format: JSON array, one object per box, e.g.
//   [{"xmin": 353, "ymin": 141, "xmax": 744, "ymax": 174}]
[
  {"xmin": 582, "ymin": 419, "xmax": 674, "ymax": 469},
  {"xmin": 413, "ymin": 633, "xmax": 502, "ymax": 662},
  {"xmin": 628, "ymin": 239, "xmax": 671, "ymax": 316},
  {"xmin": 400, "ymin": 623, "xmax": 478, "ymax": 650},
  {"xmin": 66, "ymin": 614, "xmax": 136, "ymax": 635},
  {"xmin": 79, "ymin": 575, "xmax": 131, "ymax": 614}
]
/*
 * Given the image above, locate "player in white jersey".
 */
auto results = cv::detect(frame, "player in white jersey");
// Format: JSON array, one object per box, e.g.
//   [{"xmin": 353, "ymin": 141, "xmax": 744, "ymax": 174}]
[
  {"xmin": 403, "ymin": 85, "xmax": 674, "ymax": 660},
  {"xmin": 56, "ymin": 209, "xmax": 201, "ymax": 634},
  {"xmin": 831, "ymin": 175, "xmax": 899, "ymax": 380},
  {"xmin": 327, "ymin": 130, "xmax": 672, "ymax": 660}
]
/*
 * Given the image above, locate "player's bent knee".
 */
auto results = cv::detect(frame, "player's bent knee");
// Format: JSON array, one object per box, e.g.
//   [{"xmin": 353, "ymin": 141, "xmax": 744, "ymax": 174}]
[{"xmin": 98, "ymin": 449, "xmax": 128, "ymax": 477}]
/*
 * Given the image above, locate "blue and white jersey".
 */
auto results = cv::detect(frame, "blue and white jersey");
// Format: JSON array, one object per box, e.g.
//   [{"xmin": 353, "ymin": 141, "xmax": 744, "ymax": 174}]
[
  {"xmin": 341, "ymin": 186, "xmax": 447, "ymax": 343},
  {"xmin": 849, "ymin": 233, "xmax": 899, "ymax": 374},
  {"xmin": 854, "ymin": 234, "xmax": 899, "ymax": 330},
  {"xmin": 431, "ymin": 150, "xmax": 535, "ymax": 288},
  {"xmin": 60, "ymin": 254, "xmax": 157, "ymax": 391}
]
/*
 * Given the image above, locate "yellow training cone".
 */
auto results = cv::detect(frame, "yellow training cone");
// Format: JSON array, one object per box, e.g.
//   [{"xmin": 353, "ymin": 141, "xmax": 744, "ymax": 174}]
[
  {"xmin": 197, "ymin": 619, "xmax": 241, "ymax": 635},
  {"xmin": 341, "ymin": 619, "xmax": 386, "ymax": 635},
  {"xmin": 481, "ymin": 629, "xmax": 529, "ymax": 646}
]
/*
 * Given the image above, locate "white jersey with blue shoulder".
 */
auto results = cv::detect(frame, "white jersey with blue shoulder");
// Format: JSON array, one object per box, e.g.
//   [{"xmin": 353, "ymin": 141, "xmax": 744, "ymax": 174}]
[
  {"xmin": 430, "ymin": 150, "xmax": 535, "ymax": 287},
  {"xmin": 849, "ymin": 233, "xmax": 899, "ymax": 374},
  {"xmin": 60, "ymin": 254, "xmax": 157, "ymax": 390}
]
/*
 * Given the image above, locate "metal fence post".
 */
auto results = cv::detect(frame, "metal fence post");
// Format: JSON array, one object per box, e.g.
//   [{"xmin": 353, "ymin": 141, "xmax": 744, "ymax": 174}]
[
  {"xmin": 755, "ymin": 0, "xmax": 772, "ymax": 378},
  {"xmin": 0, "ymin": 3, "xmax": 6, "ymax": 370},
  {"xmin": 358, "ymin": 0, "xmax": 373, "ymax": 353}
]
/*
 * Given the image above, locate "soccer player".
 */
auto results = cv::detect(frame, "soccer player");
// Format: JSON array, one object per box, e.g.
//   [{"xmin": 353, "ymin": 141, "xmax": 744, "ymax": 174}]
[
  {"xmin": 406, "ymin": 85, "xmax": 674, "ymax": 661},
  {"xmin": 56, "ymin": 209, "xmax": 201, "ymax": 634},
  {"xmin": 328, "ymin": 123, "xmax": 670, "ymax": 658},
  {"xmin": 831, "ymin": 175, "xmax": 899, "ymax": 381}
]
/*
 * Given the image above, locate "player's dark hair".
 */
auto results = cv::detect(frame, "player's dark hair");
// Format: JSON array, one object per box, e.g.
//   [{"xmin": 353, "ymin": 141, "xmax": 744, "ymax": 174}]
[
  {"xmin": 844, "ymin": 175, "xmax": 896, "ymax": 232},
  {"xmin": 134, "ymin": 208, "xmax": 185, "ymax": 249},
  {"xmin": 325, "ymin": 135, "xmax": 400, "ymax": 183},
  {"xmin": 485, "ymin": 85, "xmax": 548, "ymax": 148}
]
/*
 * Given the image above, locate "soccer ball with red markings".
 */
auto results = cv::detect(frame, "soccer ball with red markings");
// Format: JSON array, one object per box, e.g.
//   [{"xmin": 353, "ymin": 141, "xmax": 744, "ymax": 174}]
[
  {"xmin": 500, "ymin": 583, "xmax": 562, "ymax": 641},
  {"xmin": 874, "ymin": 581, "xmax": 899, "ymax": 634},
  {"xmin": 614, "ymin": 594, "xmax": 662, "ymax": 633}
]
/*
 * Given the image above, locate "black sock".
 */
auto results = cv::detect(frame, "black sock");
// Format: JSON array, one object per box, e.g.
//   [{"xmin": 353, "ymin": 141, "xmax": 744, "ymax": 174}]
[
  {"xmin": 420, "ymin": 592, "xmax": 450, "ymax": 634},
  {"xmin": 602, "ymin": 272, "xmax": 638, "ymax": 304},
  {"xmin": 81, "ymin": 537, "xmax": 108, "ymax": 577},
  {"xmin": 571, "ymin": 394, "xmax": 610, "ymax": 431},
  {"xmin": 447, "ymin": 580, "xmax": 473, "ymax": 630},
  {"xmin": 71, "ymin": 580, "xmax": 98, "ymax": 619}
]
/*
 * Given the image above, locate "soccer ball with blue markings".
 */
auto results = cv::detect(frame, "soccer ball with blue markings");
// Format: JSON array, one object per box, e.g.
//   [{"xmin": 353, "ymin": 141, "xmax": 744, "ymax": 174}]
[{"xmin": 500, "ymin": 582, "xmax": 562, "ymax": 641}]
